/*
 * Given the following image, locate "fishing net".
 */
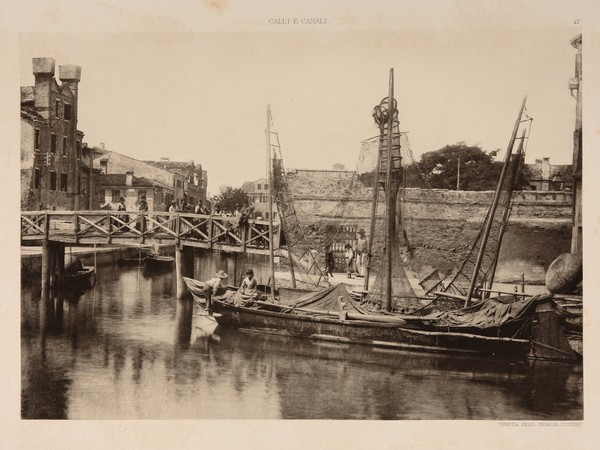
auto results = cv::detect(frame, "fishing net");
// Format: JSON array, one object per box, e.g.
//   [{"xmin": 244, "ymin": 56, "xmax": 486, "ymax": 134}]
[
  {"xmin": 359, "ymin": 97, "xmax": 422, "ymax": 311},
  {"xmin": 442, "ymin": 117, "xmax": 532, "ymax": 299}
]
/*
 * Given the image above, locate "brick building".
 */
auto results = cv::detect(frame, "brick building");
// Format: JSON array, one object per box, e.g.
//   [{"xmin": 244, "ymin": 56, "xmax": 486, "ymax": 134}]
[{"xmin": 21, "ymin": 57, "xmax": 99, "ymax": 211}]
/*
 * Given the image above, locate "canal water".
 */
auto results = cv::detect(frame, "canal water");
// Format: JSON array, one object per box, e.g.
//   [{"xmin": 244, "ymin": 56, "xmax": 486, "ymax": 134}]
[{"xmin": 21, "ymin": 264, "xmax": 583, "ymax": 420}]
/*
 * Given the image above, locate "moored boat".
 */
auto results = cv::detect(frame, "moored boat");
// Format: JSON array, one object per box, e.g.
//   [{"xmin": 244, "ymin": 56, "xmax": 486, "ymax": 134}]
[
  {"xmin": 144, "ymin": 253, "xmax": 174, "ymax": 270},
  {"xmin": 63, "ymin": 266, "xmax": 95, "ymax": 287}
]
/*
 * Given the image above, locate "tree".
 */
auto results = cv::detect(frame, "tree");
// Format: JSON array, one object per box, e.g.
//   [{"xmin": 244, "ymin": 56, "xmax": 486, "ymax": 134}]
[
  {"xmin": 358, "ymin": 142, "xmax": 530, "ymax": 191},
  {"xmin": 212, "ymin": 186, "xmax": 249, "ymax": 213},
  {"xmin": 417, "ymin": 142, "xmax": 501, "ymax": 190}
]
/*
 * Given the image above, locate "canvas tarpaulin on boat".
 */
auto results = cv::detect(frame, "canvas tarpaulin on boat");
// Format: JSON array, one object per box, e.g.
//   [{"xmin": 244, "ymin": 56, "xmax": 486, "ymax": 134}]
[
  {"xmin": 292, "ymin": 283, "xmax": 372, "ymax": 315},
  {"xmin": 404, "ymin": 294, "xmax": 552, "ymax": 329}
]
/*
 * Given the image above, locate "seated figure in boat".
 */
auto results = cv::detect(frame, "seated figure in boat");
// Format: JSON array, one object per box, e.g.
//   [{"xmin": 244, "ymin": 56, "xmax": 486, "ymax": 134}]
[
  {"xmin": 202, "ymin": 270, "xmax": 228, "ymax": 312},
  {"xmin": 65, "ymin": 256, "xmax": 84, "ymax": 275},
  {"xmin": 240, "ymin": 269, "xmax": 258, "ymax": 297},
  {"xmin": 242, "ymin": 270, "xmax": 256, "ymax": 291}
]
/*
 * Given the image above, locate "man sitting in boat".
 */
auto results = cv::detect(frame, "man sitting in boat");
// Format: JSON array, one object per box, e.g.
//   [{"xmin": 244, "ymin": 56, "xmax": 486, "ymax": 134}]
[{"xmin": 203, "ymin": 270, "xmax": 228, "ymax": 312}]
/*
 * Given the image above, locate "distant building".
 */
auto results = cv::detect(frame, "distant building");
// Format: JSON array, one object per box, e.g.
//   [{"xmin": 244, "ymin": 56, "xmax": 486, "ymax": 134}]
[
  {"xmin": 240, "ymin": 177, "xmax": 278, "ymax": 220},
  {"xmin": 144, "ymin": 157, "xmax": 207, "ymax": 206},
  {"xmin": 98, "ymin": 170, "xmax": 172, "ymax": 211},
  {"xmin": 332, "ymin": 163, "xmax": 345, "ymax": 171},
  {"xmin": 93, "ymin": 148, "xmax": 184, "ymax": 209},
  {"xmin": 20, "ymin": 57, "xmax": 99, "ymax": 210},
  {"xmin": 525, "ymin": 157, "xmax": 573, "ymax": 191}
]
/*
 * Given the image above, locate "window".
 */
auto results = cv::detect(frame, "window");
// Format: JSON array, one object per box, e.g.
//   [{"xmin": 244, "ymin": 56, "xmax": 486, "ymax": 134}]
[
  {"xmin": 138, "ymin": 190, "xmax": 146, "ymax": 200},
  {"xmin": 99, "ymin": 189, "xmax": 105, "ymax": 200},
  {"xmin": 112, "ymin": 190, "xmax": 121, "ymax": 202},
  {"xmin": 176, "ymin": 179, "xmax": 182, "ymax": 188},
  {"xmin": 55, "ymin": 100, "xmax": 60, "ymax": 118},
  {"xmin": 64, "ymin": 103, "xmax": 72, "ymax": 121},
  {"xmin": 61, "ymin": 173, "xmax": 68, "ymax": 192},
  {"xmin": 50, "ymin": 171, "xmax": 57, "ymax": 191},
  {"xmin": 264, "ymin": 183, "xmax": 268, "ymax": 190},
  {"xmin": 62, "ymin": 137, "xmax": 67, "ymax": 156},
  {"xmin": 76, "ymin": 141, "xmax": 81, "ymax": 159},
  {"xmin": 80, "ymin": 175, "xmax": 86, "ymax": 194},
  {"xmin": 34, "ymin": 130, "xmax": 41, "ymax": 150},
  {"xmin": 50, "ymin": 134, "xmax": 57, "ymax": 153},
  {"xmin": 34, "ymin": 169, "xmax": 40, "ymax": 189},
  {"xmin": 257, "ymin": 183, "xmax": 261, "ymax": 190}
]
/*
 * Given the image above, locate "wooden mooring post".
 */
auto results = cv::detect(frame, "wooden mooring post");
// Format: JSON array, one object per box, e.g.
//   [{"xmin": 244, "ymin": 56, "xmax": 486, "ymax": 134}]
[{"xmin": 175, "ymin": 245, "xmax": 194, "ymax": 299}]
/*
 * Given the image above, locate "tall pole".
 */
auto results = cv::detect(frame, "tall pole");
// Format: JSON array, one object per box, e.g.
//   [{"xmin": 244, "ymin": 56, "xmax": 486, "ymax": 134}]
[
  {"xmin": 266, "ymin": 104, "xmax": 277, "ymax": 301},
  {"xmin": 363, "ymin": 126, "xmax": 384, "ymax": 294},
  {"xmin": 464, "ymin": 96, "xmax": 527, "ymax": 307},
  {"xmin": 456, "ymin": 156, "xmax": 461, "ymax": 190},
  {"xmin": 384, "ymin": 69, "xmax": 395, "ymax": 312}
]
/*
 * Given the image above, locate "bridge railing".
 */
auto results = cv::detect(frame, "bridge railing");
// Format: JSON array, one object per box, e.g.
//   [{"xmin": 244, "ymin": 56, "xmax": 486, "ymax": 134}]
[{"xmin": 21, "ymin": 211, "xmax": 280, "ymax": 253}]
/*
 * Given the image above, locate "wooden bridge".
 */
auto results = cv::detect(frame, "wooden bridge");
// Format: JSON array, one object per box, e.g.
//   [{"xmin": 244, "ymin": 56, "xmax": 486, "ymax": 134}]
[
  {"xmin": 21, "ymin": 211, "xmax": 280, "ymax": 255},
  {"xmin": 21, "ymin": 210, "xmax": 281, "ymax": 299}
]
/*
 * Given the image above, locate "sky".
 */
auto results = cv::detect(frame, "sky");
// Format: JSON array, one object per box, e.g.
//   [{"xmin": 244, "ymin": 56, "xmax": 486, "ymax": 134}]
[{"xmin": 14, "ymin": 2, "xmax": 586, "ymax": 196}]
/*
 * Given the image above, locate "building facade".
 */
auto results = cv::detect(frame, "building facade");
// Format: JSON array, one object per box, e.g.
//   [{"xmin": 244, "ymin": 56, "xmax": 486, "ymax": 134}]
[
  {"xmin": 93, "ymin": 149, "xmax": 184, "ymax": 210},
  {"xmin": 21, "ymin": 58, "xmax": 98, "ymax": 211},
  {"xmin": 525, "ymin": 157, "xmax": 573, "ymax": 191},
  {"xmin": 98, "ymin": 171, "xmax": 172, "ymax": 212},
  {"xmin": 143, "ymin": 158, "xmax": 208, "ymax": 206},
  {"xmin": 241, "ymin": 177, "xmax": 278, "ymax": 220}
]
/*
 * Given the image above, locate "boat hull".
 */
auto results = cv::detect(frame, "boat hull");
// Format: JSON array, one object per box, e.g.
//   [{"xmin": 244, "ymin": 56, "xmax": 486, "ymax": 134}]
[
  {"xmin": 144, "ymin": 255, "xmax": 174, "ymax": 270},
  {"xmin": 211, "ymin": 300, "xmax": 532, "ymax": 359},
  {"xmin": 63, "ymin": 266, "xmax": 95, "ymax": 288}
]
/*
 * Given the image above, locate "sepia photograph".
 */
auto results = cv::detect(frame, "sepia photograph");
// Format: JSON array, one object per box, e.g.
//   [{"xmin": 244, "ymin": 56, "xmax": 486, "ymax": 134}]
[{"xmin": 3, "ymin": 0, "xmax": 598, "ymax": 447}]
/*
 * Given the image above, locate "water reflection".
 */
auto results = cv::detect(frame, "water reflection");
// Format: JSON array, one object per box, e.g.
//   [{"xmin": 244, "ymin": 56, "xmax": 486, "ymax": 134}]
[{"xmin": 21, "ymin": 264, "xmax": 583, "ymax": 420}]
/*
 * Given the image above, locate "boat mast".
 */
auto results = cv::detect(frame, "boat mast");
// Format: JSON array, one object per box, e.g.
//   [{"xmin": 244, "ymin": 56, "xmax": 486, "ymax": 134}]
[
  {"xmin": 363, "ymin": 124, "xmax": 384, "ymax": 294},
  {"xmin": 384, "ymin": 69, "xmax": 395, "ymax": 312},
  {"xmin": 463, "ymin": 96, "xmax": 527, "ymax": 307},
  {"xmin": 486, "ymin": 127, "xmax": 527, "ymax": 293},
  {"xmin": 266, "ymin": 104, "xmax": 277, "ymax": 301}
]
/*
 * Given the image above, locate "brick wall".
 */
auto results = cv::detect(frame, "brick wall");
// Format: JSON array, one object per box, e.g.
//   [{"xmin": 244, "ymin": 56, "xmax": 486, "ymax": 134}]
[{"xmin": 286, "ymin": 170, "xmax": 572, "ymax": 283}]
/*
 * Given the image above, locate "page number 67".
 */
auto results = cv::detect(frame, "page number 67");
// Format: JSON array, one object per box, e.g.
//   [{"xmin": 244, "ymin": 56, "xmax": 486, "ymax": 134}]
[{"xmin": 574, "ymin": 19, "xmax": 580, "ymax": 24}]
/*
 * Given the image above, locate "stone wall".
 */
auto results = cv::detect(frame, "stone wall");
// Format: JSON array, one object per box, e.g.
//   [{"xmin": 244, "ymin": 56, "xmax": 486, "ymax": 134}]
[{"xmin": 286, "ymin": 170, "xmax": 572, "ymax": 284}]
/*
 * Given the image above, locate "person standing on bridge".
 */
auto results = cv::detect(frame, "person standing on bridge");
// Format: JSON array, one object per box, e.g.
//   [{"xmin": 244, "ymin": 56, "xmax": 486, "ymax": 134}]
[
  {"xmin": 203, "ymin": 270, "xmax": 228, "ymax": 313},
  {"xmin": 136, "ymin": 195, "xmax": 148, "ymax": 232},
  {"xmin": 117, "ymin": 197, "xmax": 128, "ymax": 231}
]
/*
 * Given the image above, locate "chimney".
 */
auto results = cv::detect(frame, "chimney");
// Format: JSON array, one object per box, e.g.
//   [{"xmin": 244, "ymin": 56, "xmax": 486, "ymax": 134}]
[
  {"xmin": 126, "ymin": 170, "xmax": 134, "ymax": 186},
  {"xmin": 59, "ymin": 64, "xmax": 81, "ymax": 122},
  {"xmin": 542, "ymin": 157, "xmax": 551, "ymax": 180},
  {"xmin": 32, "ymin": 57, "xmax": 55, "ymax": 119}
]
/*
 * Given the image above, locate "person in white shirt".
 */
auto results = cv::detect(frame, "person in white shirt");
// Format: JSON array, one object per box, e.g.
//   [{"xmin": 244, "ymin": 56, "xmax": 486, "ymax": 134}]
[
  {"xmin": 240, "ymin": 269, "xmax": 258, "ymax": 296},
  {"xmin": 202, "ymin": 270, "xmax": 228, "ymax": 312}
]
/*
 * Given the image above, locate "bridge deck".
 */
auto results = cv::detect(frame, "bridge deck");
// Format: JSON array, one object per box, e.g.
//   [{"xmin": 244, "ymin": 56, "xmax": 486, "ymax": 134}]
[{"xmin": 21, "ymin": 211, "xmax": 280, "ymax": 255}]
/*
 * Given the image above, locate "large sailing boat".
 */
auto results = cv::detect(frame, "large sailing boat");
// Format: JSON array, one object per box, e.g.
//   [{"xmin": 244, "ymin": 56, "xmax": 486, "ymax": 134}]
[{"xmin": 198, "ymin": 70, "xmax": 579, "ymax": 362}]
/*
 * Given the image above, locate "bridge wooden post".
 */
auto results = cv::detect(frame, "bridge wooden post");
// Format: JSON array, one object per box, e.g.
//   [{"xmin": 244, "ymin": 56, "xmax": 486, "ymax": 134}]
[
  {"xmin": 73, "ymin": 212, "xmax": 79, "ymax": 244},
  {"xmin": 208, "ymin": 215, "xmax": 213, "ymax": 250},
  {"xmin": 55, "ymin": 242, "xmax": 65, "ymax": 288},
  {"xmin": 41, "ymin": 240, "xmax": 51, "ymax": 301},
  {"xmin": 175, "ymin": 244, "xmax": 192, "ymax": 299}
]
